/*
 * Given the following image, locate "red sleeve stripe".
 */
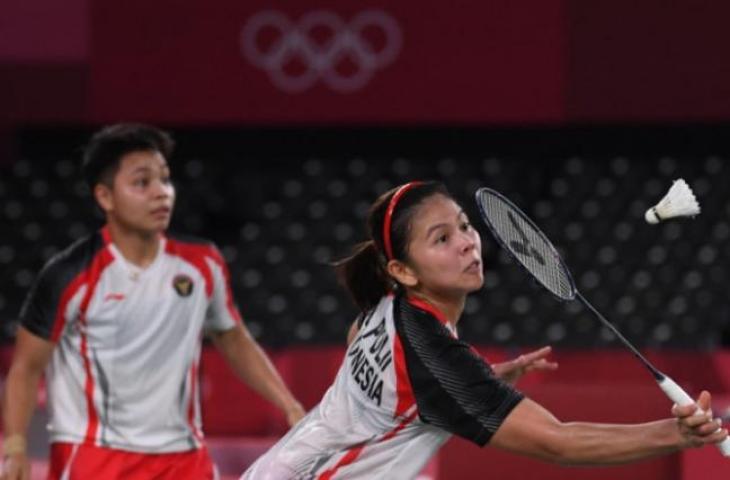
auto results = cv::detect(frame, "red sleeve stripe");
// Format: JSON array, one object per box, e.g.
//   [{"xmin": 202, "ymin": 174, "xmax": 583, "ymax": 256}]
[
  {"xmin": 166, "ymin": 240, "xmax": 242, "ymax": 323},
  {"xmin": 202, "ymin": 246, "xmax": 243, "ymax": 323},
  {"xmin": 317, "ymin": 444, "xmax": 365, "ymax": 480},
  {"xmin": 51, "ymin": 247, "xmax": 122, "ymax": 343},
  {"xmin": 165, "ymin": 241, "xmax": 214, "ymax": 297},
  {"xmin": 79, "ymin": 315, "xmax": 98, "ymax": 444},
  {"xmin": 406, "ymin": 297, "xmax": 450, "ymax": 328},
  {"xmin": 50, "ymin": 275, "xmax": 87, "ymax": 343},
  {"xmin": 392, "ymin": 333, "xmax": 416, "ymax": 419},
  {"xmin": 317, "ymin": 409, "xmax": 418, "ymax": 480},
  {"xmin": 76, "ymin": 248, "xmax": 115, "ymax": 444}
]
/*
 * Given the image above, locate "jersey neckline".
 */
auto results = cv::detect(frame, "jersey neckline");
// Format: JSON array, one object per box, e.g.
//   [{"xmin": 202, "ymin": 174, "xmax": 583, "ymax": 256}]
[{"xmin": 103, "ymin": 227, "xmax": 167, "ymax": 280}]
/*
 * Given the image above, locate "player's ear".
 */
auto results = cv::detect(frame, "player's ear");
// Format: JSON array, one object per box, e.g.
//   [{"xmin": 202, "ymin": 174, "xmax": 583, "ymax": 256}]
[
  {"xmin": 94, "ymin": 183, "xmax": 114, "ymax": 213},
  {"xmin": 387, "ymin": 260, "xmax": 418, "ymax": 287}
]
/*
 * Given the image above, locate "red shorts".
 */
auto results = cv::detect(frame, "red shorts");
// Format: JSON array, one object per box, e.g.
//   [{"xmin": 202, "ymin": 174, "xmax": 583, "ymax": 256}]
[{"xmin": 48, "ymin": 442, "xmax": 217, "ymax": 480}]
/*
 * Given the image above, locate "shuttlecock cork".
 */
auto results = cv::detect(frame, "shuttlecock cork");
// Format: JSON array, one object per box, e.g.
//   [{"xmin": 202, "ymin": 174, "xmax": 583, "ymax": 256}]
[{"xmin": 645, "ymin": 178, "xmax": 701, "ymax": 224}]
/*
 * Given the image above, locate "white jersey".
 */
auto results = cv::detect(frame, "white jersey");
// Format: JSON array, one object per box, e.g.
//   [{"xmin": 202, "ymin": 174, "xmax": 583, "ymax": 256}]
[
  {"xmin": 20, "ymin": 227, "xmax": 240, "ymax": 453},
  {"xmin": 243, "ymin": 294, "xmax": 524, "ymax": 480}
]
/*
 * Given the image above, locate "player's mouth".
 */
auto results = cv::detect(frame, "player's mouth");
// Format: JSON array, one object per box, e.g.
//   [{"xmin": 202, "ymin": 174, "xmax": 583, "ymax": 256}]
[
  {"xmin": 151, "ymin": 206, "xmax": 172, "ymax": 218},
  {"xmin": 464, "ymin": 259, "xmax": 482, "ymax": 274}
]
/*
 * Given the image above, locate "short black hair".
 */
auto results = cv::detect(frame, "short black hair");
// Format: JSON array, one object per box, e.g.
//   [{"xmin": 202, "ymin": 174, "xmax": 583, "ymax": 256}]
[{"xmin": 82, "ymin": 123, "xmax": 175, "ymax": 188}]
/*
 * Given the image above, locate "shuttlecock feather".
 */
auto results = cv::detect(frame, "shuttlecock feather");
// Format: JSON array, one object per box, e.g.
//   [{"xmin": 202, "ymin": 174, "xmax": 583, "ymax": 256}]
[{"xmin": 645, "ymin": 178, "xmax": 700, "ymax": 224}]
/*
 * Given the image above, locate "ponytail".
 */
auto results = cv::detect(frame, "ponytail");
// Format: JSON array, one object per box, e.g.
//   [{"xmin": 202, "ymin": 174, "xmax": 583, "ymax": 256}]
[
  {"xmin": 334, "ymin": 240, "xmax": 392, "ymax": 313},
  {"xmin": 334, "ymin": 180, "xmax": 451, "ymax": 313}
]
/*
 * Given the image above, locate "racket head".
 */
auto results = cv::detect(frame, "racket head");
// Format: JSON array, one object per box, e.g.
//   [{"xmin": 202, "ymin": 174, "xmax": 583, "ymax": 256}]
[{"xmin": 475, "ymin": 187, "xmax": 577, "ymax": 301}]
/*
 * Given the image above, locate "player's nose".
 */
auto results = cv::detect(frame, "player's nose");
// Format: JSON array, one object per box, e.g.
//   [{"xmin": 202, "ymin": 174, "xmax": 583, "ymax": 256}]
[
  {"xmin": 152, "ymin": 178, "xmax": 173, "ymax": 198},
  {"xmin": 458, "ymin": 230, "xmax": 477, "ymax": 254}
]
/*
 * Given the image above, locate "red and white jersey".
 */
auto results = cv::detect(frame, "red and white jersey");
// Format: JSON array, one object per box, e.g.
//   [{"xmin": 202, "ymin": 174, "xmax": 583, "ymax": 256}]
[
  {"xmin": 242, "ymin": 294, "xmax": 524, "ymax": 480},
  {"xmin": 20, "ymin": 227, "xmax": 241, "ymax": 453}
]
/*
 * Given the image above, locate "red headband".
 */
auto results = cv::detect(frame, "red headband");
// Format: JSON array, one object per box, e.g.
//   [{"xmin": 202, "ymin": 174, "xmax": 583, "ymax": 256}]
[{"xmin": 382, "ymin": 181, "xmax": 422, "ymax": 260}]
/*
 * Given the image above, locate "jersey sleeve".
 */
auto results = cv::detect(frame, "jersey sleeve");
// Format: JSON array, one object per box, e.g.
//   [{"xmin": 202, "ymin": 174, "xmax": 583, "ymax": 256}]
[
  {"xmin": 19, "ymin": 249, "xmax": 88, "ymax": 342},
  {"xmin": 204, "ymin": 245, "xmax": 243, "ymax": 332},
  {"xmin": 396, "ymin": 299, "xmax": 524, "ymax": 447},
  {"xmin": 19, "ymin": 262, "xmax": 63, "ymax": 339}
]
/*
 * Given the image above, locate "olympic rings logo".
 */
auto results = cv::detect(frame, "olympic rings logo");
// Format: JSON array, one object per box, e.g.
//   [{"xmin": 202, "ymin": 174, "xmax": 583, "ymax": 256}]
[{"xmin": 241, "ymin": 10, "xmax": 402, "ymax": 93}]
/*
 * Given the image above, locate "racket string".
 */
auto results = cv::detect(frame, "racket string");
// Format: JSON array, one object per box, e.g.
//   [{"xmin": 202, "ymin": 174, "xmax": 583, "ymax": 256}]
[
  {"xmin": 480, "ymin": 191, "xmax": 574, "ymax": 300},
  {"xmin": 477, "ymin": 187, "xmax": 664, "ymax": 381}
]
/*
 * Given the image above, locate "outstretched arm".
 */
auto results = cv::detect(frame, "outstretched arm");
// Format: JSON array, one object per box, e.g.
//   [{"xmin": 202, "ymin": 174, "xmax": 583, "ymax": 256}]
[
  {"xmin": 490, "ymin": 390, "xmax": 727, "ymax": 465},
  {"xmin": 1, "ymin": 328, "xmax": 55, "ymax": 480},
  {"xmin": 209, "ymin": 323, "xmax": 305, "ymax": 427}
]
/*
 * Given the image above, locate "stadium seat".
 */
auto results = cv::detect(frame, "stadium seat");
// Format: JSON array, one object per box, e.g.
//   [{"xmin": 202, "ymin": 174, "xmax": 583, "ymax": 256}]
[{"xmin": 2, "ymin": 151, "xmax": 730, "ymax": 348}]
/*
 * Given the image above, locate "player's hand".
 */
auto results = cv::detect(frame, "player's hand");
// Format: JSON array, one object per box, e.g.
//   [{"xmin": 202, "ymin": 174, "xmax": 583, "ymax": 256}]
[
  {"xmin": 1, "ymin": 453, "xmax": 31, "ymax": 480},
  {"xmin": 492, "ymin": 346, "xmax": 558, "ymax": 386},
  {"xmin": 673, "ymin": 390, "xmax": 728, "ymax": 448},
  {"xmin": 285, "ymin": 401, "xmax": 306, "ymax": 427}
]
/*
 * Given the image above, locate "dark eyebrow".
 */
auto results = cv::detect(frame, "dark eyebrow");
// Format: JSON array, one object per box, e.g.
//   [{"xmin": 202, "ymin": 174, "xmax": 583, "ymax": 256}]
[
  {"xmin": 425, "ymin": 222, "xmax": 448, "ymax": 239},
  {"xmin": 131, "ymin": 164, "xmax": 170, "ymax": 175},
  {"xmin": 130, "ymin": 166, "xmax": 151, "ymax": 175},
  {"xmin": 424, "ymin": 209, "xmax": 467, "ymax": 239}
]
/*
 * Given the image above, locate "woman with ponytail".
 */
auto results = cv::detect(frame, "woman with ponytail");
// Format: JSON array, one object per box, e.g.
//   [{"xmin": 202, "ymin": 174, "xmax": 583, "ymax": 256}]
[{"xmin": 242, "ymin": 181, "xmax": 726, "ymax": 479}]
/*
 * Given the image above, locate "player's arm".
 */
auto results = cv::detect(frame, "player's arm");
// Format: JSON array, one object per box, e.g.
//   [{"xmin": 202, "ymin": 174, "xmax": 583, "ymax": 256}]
[
  {"xmin": 490, "ymin": 391, "xmax": 727, "ymax": 465},
  {"xmin": 399, "ymin": 310, "xmax": 726, "ymax": 463},
  {"xmin": 204, "ymin": 246, "xmax": 305, "ymax": 426},
  {"xmin": 1, "ymin": 327, "xmax": 55, "ymax": 480},
  {"xmin": 209, "ymin": 323, "xmax": 305, "ymax": 427}
]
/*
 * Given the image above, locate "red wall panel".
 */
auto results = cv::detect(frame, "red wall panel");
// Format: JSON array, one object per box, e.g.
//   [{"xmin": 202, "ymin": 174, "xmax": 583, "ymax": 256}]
[
  {"xmin": 4, "ymin": 0, "xmax": 730, "ymax": 125},
  {"xmin": 88, "ymin": 0, "xmax": 566, "ymax": 124},
  {"xmin": 0, "ymin": 0, "xmax": 88, "ymax": 62},
  {"xmin": 567, "ymin": 1, "xmax": 730, "ymax": 122}
]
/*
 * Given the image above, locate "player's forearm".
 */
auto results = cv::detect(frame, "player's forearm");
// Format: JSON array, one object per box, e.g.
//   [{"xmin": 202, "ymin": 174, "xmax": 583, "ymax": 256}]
[
  {"xmin": 492, "ymin": 398, "xmax": 687, "ymax": 466},
  {"xmin": 213, "ymin": 325, "xmax": 300, "ymax": 415},
  {"xmin": 2, "ymin": 362, "xmax": 43, "ymax": 439},
  {"xmin": 236, "ymin": 341, "xmax": 299, "ymax": 412},
  {"xmin": 549, "ymin": 419, "xmax": 681, "ymax": 465}
]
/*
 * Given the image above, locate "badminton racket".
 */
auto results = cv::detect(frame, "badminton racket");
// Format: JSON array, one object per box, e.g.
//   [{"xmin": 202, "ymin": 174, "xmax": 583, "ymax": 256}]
[{"xmin": 475, "ymin": 187, "xmax": 730, "ymax": 457}]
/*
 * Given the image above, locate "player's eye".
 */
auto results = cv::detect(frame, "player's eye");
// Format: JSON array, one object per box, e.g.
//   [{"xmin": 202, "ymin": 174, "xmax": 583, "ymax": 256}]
[{"xmin": 133, "ymin": 178, "xmax": 149, "ymax": 188}]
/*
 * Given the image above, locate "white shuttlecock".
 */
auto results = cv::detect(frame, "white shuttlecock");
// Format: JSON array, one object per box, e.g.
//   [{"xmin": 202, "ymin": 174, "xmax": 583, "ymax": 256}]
[{"xmin": 645, "ymin": 178, "xmax": 701, "ymax": 224}]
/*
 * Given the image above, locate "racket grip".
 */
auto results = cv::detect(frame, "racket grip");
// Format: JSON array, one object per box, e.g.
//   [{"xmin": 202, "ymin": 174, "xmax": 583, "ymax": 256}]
[
  {"xmin": 658, "ymin": 375, "xmax": 694, "ymax": 405},
  {"xmin": 657, "ymin": 376, "xmax": 730, "ymax": 457}
]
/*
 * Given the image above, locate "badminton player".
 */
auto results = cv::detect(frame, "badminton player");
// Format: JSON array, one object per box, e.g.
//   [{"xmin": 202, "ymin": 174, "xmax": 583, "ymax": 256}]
[
  {"xmin": 1, "ymin": 124, "xmax": 305, "ymax": 480},
  {"xmin": 241, "ymin": 181, "xmax": 727, "ymax": 479}
]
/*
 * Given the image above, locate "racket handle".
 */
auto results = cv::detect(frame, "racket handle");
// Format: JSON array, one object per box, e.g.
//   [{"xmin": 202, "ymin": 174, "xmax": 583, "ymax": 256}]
[{"xmin": 657, "ymin": 375, "xmax": 730, "ymax": 457}]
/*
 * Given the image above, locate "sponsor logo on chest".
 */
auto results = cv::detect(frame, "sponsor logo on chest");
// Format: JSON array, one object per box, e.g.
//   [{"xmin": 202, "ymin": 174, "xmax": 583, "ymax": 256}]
[{"xmin": 172, "ymin": 274, "xmax": 194, "ymax": 297}]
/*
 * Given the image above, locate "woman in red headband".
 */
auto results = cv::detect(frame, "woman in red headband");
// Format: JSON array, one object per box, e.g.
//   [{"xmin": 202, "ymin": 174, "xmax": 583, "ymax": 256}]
[{"xmin": 242, "ymin": 181, "xmax": 726, "ymax": 479}]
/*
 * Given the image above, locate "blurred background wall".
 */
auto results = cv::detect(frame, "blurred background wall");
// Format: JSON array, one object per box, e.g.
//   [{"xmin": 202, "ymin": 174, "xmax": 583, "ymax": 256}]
[{"xmin": 3, "ymin": 0, "xmax": 730, "ymax": 126}]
